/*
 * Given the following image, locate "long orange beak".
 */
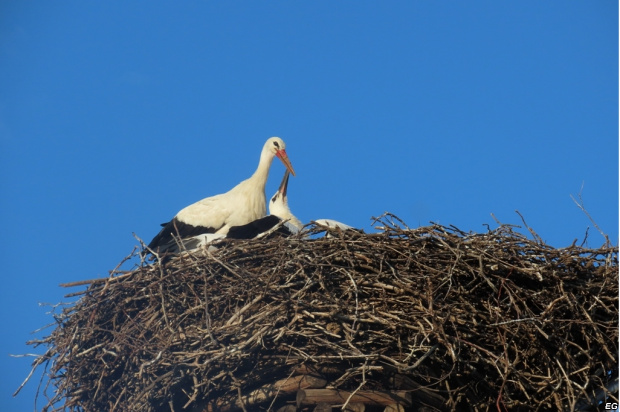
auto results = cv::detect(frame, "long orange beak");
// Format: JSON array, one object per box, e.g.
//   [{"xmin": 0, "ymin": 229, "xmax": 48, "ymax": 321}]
[{"xmin": 276, "ymin": 149, "xmax": 296, "ymax": 176}]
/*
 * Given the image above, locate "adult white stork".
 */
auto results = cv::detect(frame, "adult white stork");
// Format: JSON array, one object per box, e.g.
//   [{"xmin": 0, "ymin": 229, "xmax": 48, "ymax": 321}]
[
  {"xmin": 227, "ymin": 170, "xmax": 302, "ymax": 239},
  {"xmin": 147, "ymin": 137, "xmax": 295, "ymax": 254}
]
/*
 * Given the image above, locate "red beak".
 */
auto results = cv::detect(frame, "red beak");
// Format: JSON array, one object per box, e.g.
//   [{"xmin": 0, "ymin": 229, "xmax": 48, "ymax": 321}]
[{"xmin": 276, "ymin": 149, "xmax": 296, "ymax": 176}]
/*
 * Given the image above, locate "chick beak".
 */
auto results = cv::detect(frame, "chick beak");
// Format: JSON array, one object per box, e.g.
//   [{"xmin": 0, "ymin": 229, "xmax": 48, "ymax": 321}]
[{"xmin": 278, "ymin": 170, "xmax": 290, "ymax": 198}]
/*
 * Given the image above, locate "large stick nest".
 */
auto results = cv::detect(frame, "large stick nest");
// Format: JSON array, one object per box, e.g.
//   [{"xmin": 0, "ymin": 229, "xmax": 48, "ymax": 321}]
[{"xmin": 24, "ymin": 215, "xmax": 618, "ymax": 411}]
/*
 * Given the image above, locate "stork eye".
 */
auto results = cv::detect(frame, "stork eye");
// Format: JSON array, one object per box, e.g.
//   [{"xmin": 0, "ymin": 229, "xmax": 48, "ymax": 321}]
[{"xmin": 273, "ymin": 141, "xmax": 280, "ymax": 149}]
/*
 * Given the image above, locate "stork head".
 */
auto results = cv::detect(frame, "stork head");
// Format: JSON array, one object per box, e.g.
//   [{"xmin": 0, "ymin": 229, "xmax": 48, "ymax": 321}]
[
  {"xmin": 265, "ymin": 137, "xmax": 296, "ymax": 176},
  {"xmin": 269, "ymin": 169, "xmax": 291, "ymax": 217},
  {"xmin": 269, "ymin": 170, "xmax": 302, "ymax": 229}
]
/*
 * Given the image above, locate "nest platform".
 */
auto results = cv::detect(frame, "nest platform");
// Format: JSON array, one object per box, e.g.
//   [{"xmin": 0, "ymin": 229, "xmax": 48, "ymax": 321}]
[{"xmin": 24, "ymin": 215, "xmax": 619, "ymax": 411}]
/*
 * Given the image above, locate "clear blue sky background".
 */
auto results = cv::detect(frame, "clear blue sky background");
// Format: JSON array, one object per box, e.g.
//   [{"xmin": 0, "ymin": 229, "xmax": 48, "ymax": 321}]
[{"xmin": 1, "ymin": 2, "xmax": 617, "ymax": 410}]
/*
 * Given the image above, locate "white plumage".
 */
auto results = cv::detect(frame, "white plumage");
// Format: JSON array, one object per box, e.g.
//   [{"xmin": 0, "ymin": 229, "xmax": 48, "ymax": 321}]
[
  {"xmin": 147, "ymin": 137, "xmax": 295, "ymax": 254},
  {"xmin": 313, "ymin": 219, "xmax": 354, "ymax": 231}
]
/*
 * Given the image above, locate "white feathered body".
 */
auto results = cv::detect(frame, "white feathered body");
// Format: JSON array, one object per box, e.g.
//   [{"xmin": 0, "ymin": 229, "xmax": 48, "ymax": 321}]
[{"xmin": 176, "ymin": 175, "xmax": 268, "ymax": 234}]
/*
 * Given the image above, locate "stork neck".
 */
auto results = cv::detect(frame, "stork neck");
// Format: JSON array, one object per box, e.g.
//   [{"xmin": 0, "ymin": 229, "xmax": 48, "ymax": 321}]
[{"xmin": 250, "ymin": 149, "xmax": 275, "ymax": 190}]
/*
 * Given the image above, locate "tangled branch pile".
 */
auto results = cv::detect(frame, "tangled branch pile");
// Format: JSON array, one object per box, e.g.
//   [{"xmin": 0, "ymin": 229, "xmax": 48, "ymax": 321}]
[{"xmin": 25, "ymin": 215, "xmax": 618, "ymax": 411}]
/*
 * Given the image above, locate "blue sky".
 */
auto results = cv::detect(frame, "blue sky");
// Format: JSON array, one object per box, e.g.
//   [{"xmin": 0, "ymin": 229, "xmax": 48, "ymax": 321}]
[{"xmin": 1, "ymin": 2, "xmax": 617, "ymax": 410}]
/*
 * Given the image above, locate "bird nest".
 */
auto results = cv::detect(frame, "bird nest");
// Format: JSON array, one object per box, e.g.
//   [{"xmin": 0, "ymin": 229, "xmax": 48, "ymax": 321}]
[{"xmin": 22, "ymin": 214, "xmax": 618, "ymax": 411}]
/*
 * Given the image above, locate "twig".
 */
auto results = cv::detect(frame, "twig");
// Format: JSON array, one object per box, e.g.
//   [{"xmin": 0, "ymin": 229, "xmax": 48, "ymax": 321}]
[
  {"xmin": 341, "ymin": 360, "xmax": 368, "ymax": 411},
  {"xmin": 570, "ymin": 184, "xmax": 610, "ymax": 246}
]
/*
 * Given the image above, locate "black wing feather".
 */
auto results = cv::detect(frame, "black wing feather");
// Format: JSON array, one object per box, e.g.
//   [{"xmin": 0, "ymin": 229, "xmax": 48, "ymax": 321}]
[
  {"xmin": 147, "ymin": 217, "xmax": 219, "ymax": 252},
  {"xmin": 227, "ymin": 216, "xmax": 294, "ymax": 239}
]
